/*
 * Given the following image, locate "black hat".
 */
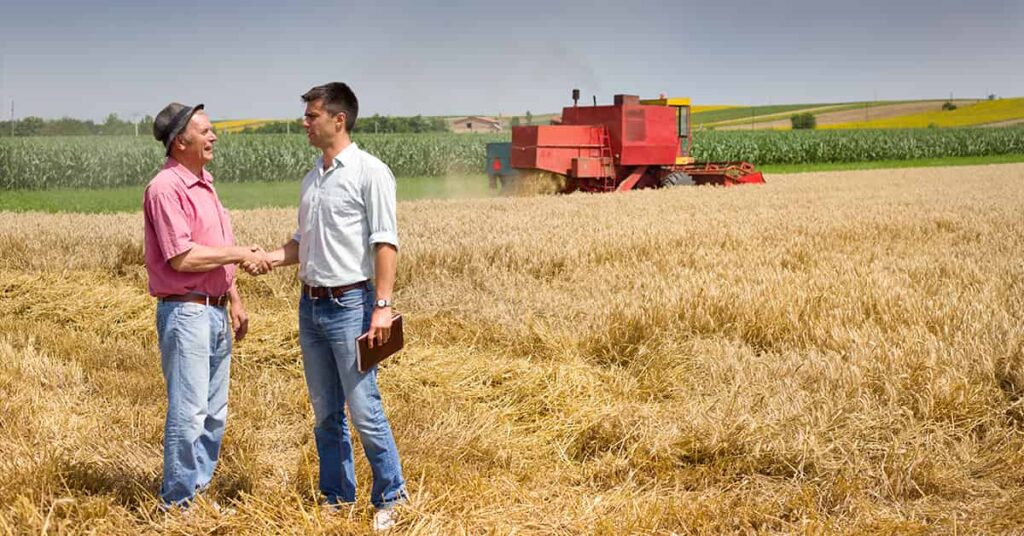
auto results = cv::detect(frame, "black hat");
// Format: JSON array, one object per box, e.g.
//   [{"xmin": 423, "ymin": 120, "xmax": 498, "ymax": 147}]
[{"xmin": 153, "ymin": 102, "xmax": 204, "ymax": 156}]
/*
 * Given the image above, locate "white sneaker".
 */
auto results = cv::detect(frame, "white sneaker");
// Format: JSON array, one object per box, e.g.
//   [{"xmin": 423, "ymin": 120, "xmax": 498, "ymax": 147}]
[
  {"xmin": 321, "ymin": 502, "xmax": 342, "ymax": 516},
  {"xmin": 209, "ymin": 500, "xmax": 236, "ymax": 516},
  {"xmin": 159, "ymin": 502, "xmax": 191, "ymax": 519},
  {"xmin": 372, "ymin": 506, "xmax": 398, "ymax": 531},
  {"xmin": 321, "ymin": 502, "xmax": 358, "ymax": 520}
]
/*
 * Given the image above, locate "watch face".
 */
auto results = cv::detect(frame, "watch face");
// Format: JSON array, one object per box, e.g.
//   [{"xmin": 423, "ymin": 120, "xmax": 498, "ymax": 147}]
[{"xmin": 376, "ymin": 299, "xmax": 389, "ymax": 308}]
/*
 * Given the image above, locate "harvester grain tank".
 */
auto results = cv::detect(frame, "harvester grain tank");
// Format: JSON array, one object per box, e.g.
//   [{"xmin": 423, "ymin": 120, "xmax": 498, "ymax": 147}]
[{"xmin": 487, "ymin": 91, "xmax": 765, "ymax": 193}]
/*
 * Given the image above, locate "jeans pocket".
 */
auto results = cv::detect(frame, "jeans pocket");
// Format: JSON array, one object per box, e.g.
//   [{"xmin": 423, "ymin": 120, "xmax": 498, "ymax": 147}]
[
  {"xmin": 174, "ymin": 302, "xmax": 207, "ymax": 318},
  {"xmin": 329, "ymin": 291, "xmax": 364, "ymax": 310}
]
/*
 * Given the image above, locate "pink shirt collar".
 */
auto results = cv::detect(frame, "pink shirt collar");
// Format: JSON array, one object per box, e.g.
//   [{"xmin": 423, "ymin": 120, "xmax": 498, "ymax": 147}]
[{"xmin": 163, "ymin": 158, "xmax": 213, "ymax": 187}]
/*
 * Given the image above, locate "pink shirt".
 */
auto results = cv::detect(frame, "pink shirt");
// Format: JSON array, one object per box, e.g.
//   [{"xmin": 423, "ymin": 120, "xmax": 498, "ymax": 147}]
[{"xmin": 143, "ymin": 158, "xmax": 237, "ymax": 298}]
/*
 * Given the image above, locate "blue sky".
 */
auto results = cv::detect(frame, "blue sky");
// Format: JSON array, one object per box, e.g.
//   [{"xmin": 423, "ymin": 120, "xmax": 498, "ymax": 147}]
[{"xmin": 1, "ymin": 0, "xmax": 1021, "ymax": 121}]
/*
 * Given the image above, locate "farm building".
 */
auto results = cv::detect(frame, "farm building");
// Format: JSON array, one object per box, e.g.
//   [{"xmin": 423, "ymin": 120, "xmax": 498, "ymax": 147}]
[{"xmin": 449, "ymin": 116, "xmax": 503, "ymax": 133}]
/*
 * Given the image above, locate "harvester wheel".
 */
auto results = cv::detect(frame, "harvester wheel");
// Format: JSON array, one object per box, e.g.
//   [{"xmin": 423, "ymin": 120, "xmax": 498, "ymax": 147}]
[{"xmin": 661, "ymin": 171, "xmax": 695, "ymax": 187}]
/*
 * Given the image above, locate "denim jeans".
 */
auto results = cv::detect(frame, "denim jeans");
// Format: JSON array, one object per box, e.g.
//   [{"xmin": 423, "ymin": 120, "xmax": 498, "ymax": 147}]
[
  {"xmin": 155, "ymin": 300, "xmax": 232, "ymax": 506},
  {"xmin": 298, "ymin": 283, "xmax": 406, "ymax": 508}
]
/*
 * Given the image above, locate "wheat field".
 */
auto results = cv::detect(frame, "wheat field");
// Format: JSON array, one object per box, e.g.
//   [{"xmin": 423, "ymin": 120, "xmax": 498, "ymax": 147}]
[{"xmin": 1, "ymin": 164, "xmax": 1023, "ymax": 534}]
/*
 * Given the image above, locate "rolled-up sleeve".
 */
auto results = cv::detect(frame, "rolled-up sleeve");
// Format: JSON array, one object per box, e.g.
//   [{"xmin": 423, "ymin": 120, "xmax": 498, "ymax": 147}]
[
  {"xmin": 144, "ymin": 189, "xmax": 195, "ymax": 261},
  {"xmin": 293, "ymin": 190, "xmax": 302, "ymax": 243},
  {"xmin": 363, "ymin": 165, "xmax": 399, "ymax": 249}
]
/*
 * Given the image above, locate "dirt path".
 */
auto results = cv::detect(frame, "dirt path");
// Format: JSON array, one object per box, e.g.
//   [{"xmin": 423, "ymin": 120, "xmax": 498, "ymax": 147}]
[{"xmin": 978, "ymin": 118, "xmax": 1024, "ymax": 127}]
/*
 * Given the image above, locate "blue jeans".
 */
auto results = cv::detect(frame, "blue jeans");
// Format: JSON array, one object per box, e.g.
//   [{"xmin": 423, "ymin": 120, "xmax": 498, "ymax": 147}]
[
  {"xmin": 155, "ymin": 300, "xmax": 232, "ymax": 506},
  {"xmin": 299, "ymin": 283, "xmax": 406, "ymax": 508}
]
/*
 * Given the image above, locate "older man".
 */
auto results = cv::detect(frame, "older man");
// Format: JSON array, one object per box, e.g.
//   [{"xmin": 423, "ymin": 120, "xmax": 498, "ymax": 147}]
[
  {"xmin": 144, "ymin": 102, "xmax": 268, "ymax": 509},
  {"xmin": 251, "ymin": 82, "xmax": 406, "ymax": 531}
]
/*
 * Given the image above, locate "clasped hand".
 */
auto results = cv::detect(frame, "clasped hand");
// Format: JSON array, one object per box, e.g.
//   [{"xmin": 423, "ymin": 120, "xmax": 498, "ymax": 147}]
[{"xmin": 242, "ymin": 245, "xmax": 273, "ymax": 276}]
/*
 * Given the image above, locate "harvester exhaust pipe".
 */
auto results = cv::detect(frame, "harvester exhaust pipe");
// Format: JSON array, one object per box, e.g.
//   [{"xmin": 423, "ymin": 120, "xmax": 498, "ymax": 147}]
[{"xmin": 572, "ymin": 88, "xmax": 580, "ymax": 108}]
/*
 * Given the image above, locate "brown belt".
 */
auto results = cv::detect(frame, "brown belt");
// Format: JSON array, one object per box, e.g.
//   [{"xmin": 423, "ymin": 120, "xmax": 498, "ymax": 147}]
[
  {"xmin": 159, "ymin": 293, "xmax": 230, "ymax": 307},
  {"xmin": 302, "ymin": 281, "xmax": 367, "ymax": 299}
]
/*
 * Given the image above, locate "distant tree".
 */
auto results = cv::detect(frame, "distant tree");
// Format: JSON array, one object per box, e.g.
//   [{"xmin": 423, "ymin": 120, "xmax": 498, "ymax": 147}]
[
  {"xmin": 100, "ymin": 113, "xmax": 134, "ymax": 135},
  {"xmin": 988, "ymin": 94, "xmax": 997, "ymax": 101},
  {"xmin": 44, "ymin": 117, "xmax": 97, "ymax": 136},
  {"xmin": 790, "ymin": 112, "xmax": 816, "ymax": 130},
  {"xmin": 409, "ymin": 115, "xmax": 429, "ymax": 133},
  {"xmin": 942, "ymin": 101, "xmax": 957, "ymax": 111},
  {"xmin": 510, "ymin": 117, "xmax": 521, "ymax": 127},
  {"xmin": 525, "ymin": 110, "xmax": 533, "ymax": 125},
  {"xmin": 16, "ymin": 117, "xmax": 46, "ymax": 136},
  {"xmin": 138, "ymin": 115, "xmax": 155, "ymax": 136}
]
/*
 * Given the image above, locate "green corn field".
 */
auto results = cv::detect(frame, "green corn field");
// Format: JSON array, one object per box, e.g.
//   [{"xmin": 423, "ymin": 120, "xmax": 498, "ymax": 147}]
[
  {"xmin": 1, "ymin": 129, "xmax": 1023, "ymax": 190},
  {"xmin": 694, "ymin": 128, "xmax": 1024, "ymax": 164}
]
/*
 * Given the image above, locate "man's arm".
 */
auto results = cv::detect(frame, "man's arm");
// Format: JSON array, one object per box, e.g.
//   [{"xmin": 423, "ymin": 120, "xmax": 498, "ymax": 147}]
[
  {"xmin": 268, "ymin": 239, "xmax": 300, "ymax": 268},
  {"xmin": 169, "ymin": 244, "xmax": 266, "ymax": 273},
  {"xmin": 373, "ymin": 243, "xmax": 397, "ymax": 304},
  {"xmin": 366, "ymin": 243, "xmax": 398, "ymax": 348},
  {"xmin": 362, "ymin": 163, "xmax": 400, "ymax": 348},
  {"xmin": 242, "ymin": 239, "xmax": 299, "ymax": 275},
  {"xmin": 227, "ymin": 281, "xmax": 249, "ymax": 341}
]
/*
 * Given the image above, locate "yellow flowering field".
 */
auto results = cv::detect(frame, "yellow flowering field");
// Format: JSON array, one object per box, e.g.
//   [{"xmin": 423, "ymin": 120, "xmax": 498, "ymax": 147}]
[
  {"xmin": 211, "ymin": 119, "xmax": 276, "ymax": 133},
  {"xmin": 826, "ymin": 98, "xmax": 1024, "ymax": 129}
]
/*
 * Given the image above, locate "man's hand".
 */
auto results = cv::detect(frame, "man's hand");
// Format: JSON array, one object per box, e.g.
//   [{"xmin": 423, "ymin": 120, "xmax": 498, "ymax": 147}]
[
  {"xmin": 366, "ymin": 307, "xmax": 393, "ymax": 348},
  {"xmin": 231, "ymin": 299, "xmax": 249, "ymax": 342},
  {"xmin": 241, "ymin": 245, "xmax": 272, "ymax": 276}
]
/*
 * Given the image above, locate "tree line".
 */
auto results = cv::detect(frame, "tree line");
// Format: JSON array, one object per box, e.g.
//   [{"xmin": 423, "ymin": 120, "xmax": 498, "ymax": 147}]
[
  {"xmin": 1, "ymin": 113, "xmax": 451, "ymax": 136},
  {"xmin": 0, "ymin": 114, "xmax": 155, "ymax": 137},
  {"xmin": 351, "ymin": 114, "xmax": 449, "ymax": 134}
]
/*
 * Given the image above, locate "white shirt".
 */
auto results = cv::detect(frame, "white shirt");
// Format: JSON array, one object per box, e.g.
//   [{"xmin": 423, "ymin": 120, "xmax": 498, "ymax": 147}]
[{"xmin": 293, "ymin": 143, "xmax": 399, "ymax": 287}]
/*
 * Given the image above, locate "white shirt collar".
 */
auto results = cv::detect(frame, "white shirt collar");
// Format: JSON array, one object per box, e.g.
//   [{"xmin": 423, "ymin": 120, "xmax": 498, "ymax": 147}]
[{"xmin": 315, "ymin": 142, "xmax": 360, "ymax": 175}]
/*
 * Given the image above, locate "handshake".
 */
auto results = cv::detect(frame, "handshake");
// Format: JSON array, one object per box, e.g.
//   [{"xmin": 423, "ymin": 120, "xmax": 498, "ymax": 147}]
[{"xmin": 241, "ymin": 245, "xmax": 275, "ymax": 276}]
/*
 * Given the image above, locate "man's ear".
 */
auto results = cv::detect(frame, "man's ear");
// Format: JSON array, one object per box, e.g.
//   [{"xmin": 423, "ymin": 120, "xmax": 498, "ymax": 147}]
[
  {"xmin": 336, "ymin": 112, "xmax": 346, "ymax": 132},
  {"xmin": 173, "ymin": 134, "xmax": 189, "ymax": 151}
]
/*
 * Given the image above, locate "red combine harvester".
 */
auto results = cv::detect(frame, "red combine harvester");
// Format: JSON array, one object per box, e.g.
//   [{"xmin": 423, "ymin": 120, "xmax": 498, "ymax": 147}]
[{"xmin": 487, "ymin": 90, "xmax": 764, "ymax": 193}]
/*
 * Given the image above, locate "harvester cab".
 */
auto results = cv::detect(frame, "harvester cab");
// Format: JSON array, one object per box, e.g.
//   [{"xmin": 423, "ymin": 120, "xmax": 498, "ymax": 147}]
[
  {"xmin": 637, "ymin": 96, "xmax": 695, "ymax": 166},
  {"xmin": 486, "ymin": 90, "xmax": 765, "ymax": 194}
]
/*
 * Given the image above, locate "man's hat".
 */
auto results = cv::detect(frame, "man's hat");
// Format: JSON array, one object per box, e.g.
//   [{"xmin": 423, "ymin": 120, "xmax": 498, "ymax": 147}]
[{"xmin": 153, "ymin": 102, "xmax": 204, "ymax": 155}]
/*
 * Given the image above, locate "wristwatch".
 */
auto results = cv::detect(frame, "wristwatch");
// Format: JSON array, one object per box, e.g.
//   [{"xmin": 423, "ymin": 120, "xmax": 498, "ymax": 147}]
[{"xmin": 374, "ymin": 298, "xmax": 393, "ymax": 309}]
